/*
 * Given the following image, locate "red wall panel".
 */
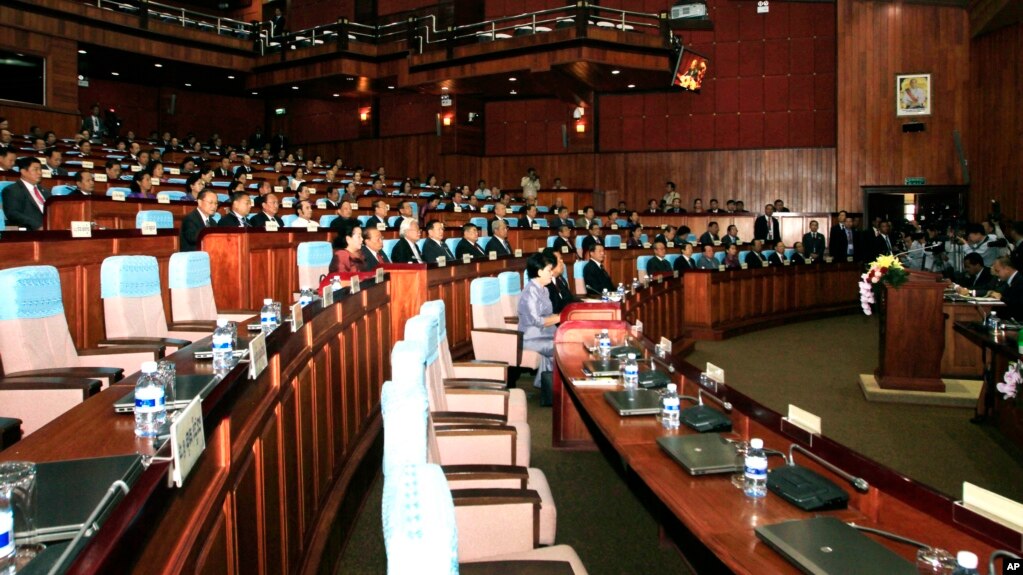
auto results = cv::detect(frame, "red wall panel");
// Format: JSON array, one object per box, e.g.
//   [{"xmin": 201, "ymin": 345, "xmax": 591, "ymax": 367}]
[
  {"xmin": 379, "ymin": 93, "xmax": 441, "ymax": 137},
  {"xmin": 484, "ymin": 99, "xmax": 592, "ymax": 155}
]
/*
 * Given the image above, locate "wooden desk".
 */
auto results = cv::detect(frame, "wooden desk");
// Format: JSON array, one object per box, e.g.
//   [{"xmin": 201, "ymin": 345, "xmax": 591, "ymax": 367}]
[
  {"xmin": 954, "ymin": 322, "xmax": 1023, "ymax": 449},
  {"xmin": 942, "ymin": 301, "xmax": 999, "ymax": 378},
  {"xmin": 553, "ymin": 320, "xmax": 1014, "ymax": 573},
  {"xmin": 0, "ymin": 281, "xmax": 390, "ymax": 575}
]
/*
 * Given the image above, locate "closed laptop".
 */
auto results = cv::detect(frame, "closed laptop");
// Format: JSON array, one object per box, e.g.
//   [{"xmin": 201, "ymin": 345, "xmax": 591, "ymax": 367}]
[
  {"xmin": 604, "ymin": 389, "xmax": 663, "ymax": 416},
  {"xmin": 656, "ymin": 433, "xmax": 743, "ymax": 475},
  {"xmin": 754, "ymin": 516, "xmax": 916, "ymax": 575}
]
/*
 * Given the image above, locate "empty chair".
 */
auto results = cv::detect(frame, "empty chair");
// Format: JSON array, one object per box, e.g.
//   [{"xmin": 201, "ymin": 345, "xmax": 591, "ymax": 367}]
[
  {"xmin": 420, "ymin": 299, "xmax": 508, "ymax": 383},
  {"xmin": 297, "ymin": 241, "xmax": 332, "ymax": 291},
  {"xmin": 615, "ymin": 218, "xmax": 629, "ymax": 228},
  {"xmin": 281, "ymin": 214, "xmax": 298, "ymax": 226},
  {"xmin": 444, "ymin": 238, "xmax": 461, "ymax": 258},
  {"xmin": 50, "ymin": 185, "xmax": 76, "ymax": 196},
  {"xmin": 636, "ymin": 255, "xmax": 652, "ymax": 281},
  {"xmin": 574, "ymin": 235, "xmax": 586, "ymax": 257},
  {"xmin": 100, "ymin": 255, "xmax": 211, "ymax": 351},
  {"xmin": 469, "ymin": 277, "xmax": 543, "ymax": 376},
  {"xmin": 0, "ymin": 266, "xmax": 164, "ymax": 434},
  {"xmin": 536, "ymin": 205, "xmax": 549, "ymax": 213},
  {"xmin": 357, "ymin": 215, "xmax": 372, "ymax": 227},
  {"xmin": 715, "ymin": 251, "xmax": 726, "ymax": 263},
  {"xmin": 106, "ymin": 187, "xmax": 131, "ymax": 196},
  {"xmin": 546, "ymin": 235, "xmax": 559, "ymax": 248},
  {"xmin": 497, "ymin": 271, "xmax": 522, "ymax": 322},
  {"xmin": 315, "ymin": 199, "xmax": 327, "ymax": 209},
  {"xmin": 382, "ymin": 238, "xmax": 399, "ymax": 261},
  {"xmin": 572, "ymin": 260, "xmax": 588, "ymax": 294},
  {"xmin": 319, "ymin": 214, "xmax": 338, "ymax": 228},
  {"xmin": 159, "ymin": 191, "xmax": 187, "ymax": 201},
  {"xmin": 534, "ymin": 218, "xmax": 549, "ymax": 228},
  {"xmin": 135, "ymin": 210, "xmax": 174, "ymax": 230},
  {"xmin": 605, "ymin": 234, "xmax": 622, "ymax": 248},
  {"xmin": 387, "ymin": 215, "xmax": 402, "ymax": 227},
  {"xmin": 168, "ymin": 252, "xmax": 255, "ymax": 324}
]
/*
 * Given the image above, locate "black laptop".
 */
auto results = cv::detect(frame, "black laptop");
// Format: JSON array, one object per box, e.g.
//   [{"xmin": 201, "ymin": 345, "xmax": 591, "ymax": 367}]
[
  {"xmin": 754, "ymin": 516, "xmax": 916, "ymax": 575},
  {"xmin": 656, "ymin": 433, "xmax": 743, "ymax": 475}
]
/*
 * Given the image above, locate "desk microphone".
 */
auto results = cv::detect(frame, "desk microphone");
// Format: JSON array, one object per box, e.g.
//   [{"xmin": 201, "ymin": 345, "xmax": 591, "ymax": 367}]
[{"xmin": 894, "ymin": 242, "xmax": 941, "ymax": 259}]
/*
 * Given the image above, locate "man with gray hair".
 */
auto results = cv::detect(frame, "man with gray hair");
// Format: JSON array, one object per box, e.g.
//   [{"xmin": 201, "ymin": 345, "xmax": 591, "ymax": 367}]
[{"xmin": 391, "ymin": 218, "xmax": 424, "ymax": 263}]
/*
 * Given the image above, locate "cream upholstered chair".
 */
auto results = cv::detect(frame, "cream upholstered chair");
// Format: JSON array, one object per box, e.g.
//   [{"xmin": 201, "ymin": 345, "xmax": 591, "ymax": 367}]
[
  {"xmin": 296, "ymin": 241, "xmax": 332, "ymax": 292},
  {"xmin": 167, "ymin": 251, "xmax": 257, "ymax": 324},
  {"xmin": 419, "ymin": 299, "xmax": 511, "ymax": 383},
  {"xmin": 0, "ymin": 266, "xmax": 164, "ymax": 434},
  {"xmin": 383, "ymin": 463, "xmax": 586, "ymax": 573},
  {"xmin": 389, "ymin": 342, "xmax": 558, "ymax": 549},
  {"xmin": 100, "ymin": 255, "xmax": 211, "ymax": 352},
  {"xmin": 469, "ymin": 278, "xmax": 541, "ymax": 373},
  {"xmin": 407, "ymin": 311, "xmax": 527, "ymax": 424}
]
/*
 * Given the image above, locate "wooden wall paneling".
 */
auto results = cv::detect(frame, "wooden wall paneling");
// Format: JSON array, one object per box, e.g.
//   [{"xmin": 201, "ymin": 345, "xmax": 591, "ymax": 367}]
[
  {"xmin": 311, "ymin": 339, "xmax": 334, "ymax": 511},
  {"xmin": 231, "ymin": 449, "xmax": 264, "ymax": 575},
  {"xmin": 836, "ymin": 0, "xmax": 970, "ymax": 213},
  {"xmin": 341, "ymin": 322, "xmax": 360, "ymax": 464},
  {"xmin": 259, "ymin": 406, "xmax": 288, "ymax": 575},
  {"xmin": 194, "ymin": 498, "xmax": 236, "ymax": 575},
  {"xmin": 294, "ymin": 364, "xmax": 318, "ymax": 542},
  {"xmin": 279, "ymin": 382, "xmax": 304, "ymax": 571}
]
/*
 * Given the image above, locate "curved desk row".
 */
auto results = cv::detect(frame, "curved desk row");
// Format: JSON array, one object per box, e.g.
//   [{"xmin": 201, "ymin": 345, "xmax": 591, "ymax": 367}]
[
  {"xmin": 553, "ymin": 320, "xmax": 1018, "ymax": 573},
  {"xmin": 0, "ymin": 279, "xmax": 392, "ymax": 575}
]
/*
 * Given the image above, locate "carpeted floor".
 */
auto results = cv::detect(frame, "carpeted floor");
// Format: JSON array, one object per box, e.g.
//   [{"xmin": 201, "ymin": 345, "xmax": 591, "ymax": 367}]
[{"xmin": 338, "ymin": 313, "xmax": 1023, "ymax": 573}]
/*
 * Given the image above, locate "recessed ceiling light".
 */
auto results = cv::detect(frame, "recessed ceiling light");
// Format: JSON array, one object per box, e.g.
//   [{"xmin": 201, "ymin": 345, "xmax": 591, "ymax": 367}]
[
  {"xmin": 509, "ymin": 77, "xmax": 517, "ymax": 82},
  {"xmin": 387, "ymin": 85, "xmax": 395, "ymax": 89},
  {"xmin": 154, "ymin": 63, "xmax": 163, "ymax": 68},
  {"xmin": 251, "ymin": 91, "xmax": 259, "ymax": 95},
  {"xmin": 111, "ymin": 72, "xmax": 120, "ymax": 76},
  {"xmin": 510, "ymin": 90, "xmax": 517, "ymax": 95},
  {"xmin": 441, "ymin": 86, "xmax": 449, "ymax": 91},
  {"xmin": 227, "ymin": 75, "xmax": 235, "ymax": 79},
  {"xmin": 627, "ymin": 84, "xmax": 636, "ymax": 89},
  {"xmin": 291, "ymin": 85, "xmax": 299, "ymax": 90},
  {"xmin": 184, "ymin": 83, "xmax": 192, "ymax": 87},
  {"xmin": 333, "ymin": 93, "xmax": 340, "ymax": 97},
  {"xmin": 611, "ymin": 69, "xmax": 621, "ymax": 75},
  {"xmin": 78, "ymin": 49, "xmax": 87, "ymax": 55},
  {"xmin": 346, "ymin": 77, "xmax": 354, "ymax": 81}
]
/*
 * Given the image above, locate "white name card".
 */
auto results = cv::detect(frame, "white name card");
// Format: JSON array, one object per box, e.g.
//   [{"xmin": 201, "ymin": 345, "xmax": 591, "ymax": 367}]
[
  {"xmin": 321, "ymin": 284, "xmax": 334, "ymax": 306},
  {"xmin": 706, "ymin": 363, "xmax": 725, "ymax": 384},
  {"xmin": 437, "ymin": 256, "xmax": 446, "ymax": 267},
  {"xmin": 306, "ymin": 223, "xmax": 318, "ymax": 232},
  {"xmin": 375, "ymin": 267, "xmax": 385, "ymax": 284},
  {"xmin": 41, "ymin": 170, "xmax": 52, "ymax": 179},
  {"xmin": 718, "ymin": 265, "xmax": 726, "ymax": 272},
  {"xmin": 618, "ymin": 244, "xmax": 626, "ymax": 250},
  {"xmin": 130, "ymin": 165, "xmax": 142, "ymax": 172},
  {"xmin": 741, "ymin": 263, "xmax": 749, "ymax": 269},
  {"xmin": 713, "ymin": 240, "xmax": 721, "ymax": 246},
  {"xmin": 141, "ymin": 221, "xmax": 158, "ymax": 236},
  {"xmin": 453, "ymin": 205, "xmax": 462, "ymax": 213},
  {"xmin": 514, "ymin": 249, "xmax": 523, "ymax": 257},
  {"xmin": 376, "ymin": 223, "xmax": 386, "ymax": 231},
  {"xmin": 94, "ymin": 173, "xmax": 108, "ymax": 183},
  {"xmin": 783, "ymin": 260, "xmax": 791, "ymax": 266},
  {"xmin": 610, "ymin": 224, "xmax": 619, "ymax": 230},
  {"xmin": 673, "ymin": 270, "xmax": 679, "ymax": 278},
  {"xmin": 846, "ymin": 256, "xmax": 854, "ymax": 262},
  {"xmin": 291, "ymin": 302, "xmax": 303, "ymax": 332},
  {"xmin": 265, "ymin": 221, "xmax": 279, "ymax": 232},
  {"xmin": 351, "ymin": 275, "xmax": 362, "ymax": 293},
  {"xmin": 111, "ymin": 190, "xmax": 126, "ymax": 201},
  {"xmin": 561, "ymin": 246, "xmax": 569, "ymax": 254},
  {"xmin": 531, "ymin": 223, "xmax": 540, "ymax": 230},
  {"xmin": 659, "ymin": 336, "xmax": 672, "ymax": 354},
  {"xmin": 245, "ymin": 174, "xmax": 252, "ymax": 181},
  {"xmin": 81, "ymin": 161, "xmax": 94, "ymax": 169},
  {"xmin": 151, "ymin": 178, "xmax": 160, "ymax": 186},
  {"xmin": 282, "ymin": 197, "xmax": 294, "ymax": 208},
  {"xmin": 786, "ymin": 405, "xmax": 822, "ymax": 435},
  {"xmin": 156, "ymin": 193, "xmax": 171, "ymax": 204},
  {"xmin": 248, "ymin": 332, "xmax": 268, "ymax": 379},
  {"xmin": 488, "ymin": 251, "xmax": 497, "ymax": 261},
  {"xmin": 71, "ymin": 221, "xmax": 92, "ymax": 238},
  {"xmin": 667, "ymin": 242, "xmax": 675, "ymax": 248},
  {"xmin": 349, "ymin": 202, "xmax": 359, "ymax": 210},
  {"xmin": 462, "ymin": 254, "xmax": 472, "ymax": 264},
  {"xmin": 961, "ymin": 482, "xmax": 1023, "ymax": 532},
  {"xmin": 643, "ymin": 243, "xmax": 651, "ymax": 249},
  {"xmin": 274, "ymin": 186, "xmax": 285, "ymax": 193},
  {"xmin": 656, "ymin": 274, "xmax": 664, "ymax": 283},
  {"xmin": 167, "ymin": 396, "xmax": 205, "ymax": 488},
  {"xmin": 168, "ymin": 167, "xmax": 181, "ymax": 175}
]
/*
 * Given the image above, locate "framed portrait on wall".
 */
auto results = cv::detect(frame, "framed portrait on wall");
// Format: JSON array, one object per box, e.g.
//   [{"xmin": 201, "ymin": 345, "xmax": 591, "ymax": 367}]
[{"xmin": 896, "ymin": 73, "xmax": 931, "ymax": 116}]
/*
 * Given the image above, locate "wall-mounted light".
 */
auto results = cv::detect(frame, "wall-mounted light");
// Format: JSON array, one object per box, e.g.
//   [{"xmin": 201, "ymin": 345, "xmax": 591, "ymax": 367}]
[
  {"xmin": 442, "ymin": 114, "xmax": 453, "ymax": 126},
  {"xmin": 575, "ymin": 119, "xmax": 586, "ymax": 133},
  {"xmin": 359, "ymin": 106, "xmax": 371, "ymax": 122}
]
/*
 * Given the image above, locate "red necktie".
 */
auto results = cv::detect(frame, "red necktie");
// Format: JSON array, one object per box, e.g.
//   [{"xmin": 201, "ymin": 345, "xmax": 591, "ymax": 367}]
[{"xmin": 31, "ymin": 185, "xmax": 45, "ymax": 210}]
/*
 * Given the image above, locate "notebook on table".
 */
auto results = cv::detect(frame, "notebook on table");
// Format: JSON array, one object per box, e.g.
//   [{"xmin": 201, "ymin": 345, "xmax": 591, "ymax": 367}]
[
  {"xmin": 604, "ymin": 389, "xmax": 663, "ymax": 416},
  {"xmin": 754, "ymin": 516, "xmax": 916, "ymax": 575},
  {"xmin": 656, "ymin": 433, "xmax": 743, "ymax": 475},
  {"xmin": 113, "ymin": 374, "xmax": 220, "ymax": 413},
  {"xmin": 582, "ymin": 358, "xmax": 621, "ymax": 377}
]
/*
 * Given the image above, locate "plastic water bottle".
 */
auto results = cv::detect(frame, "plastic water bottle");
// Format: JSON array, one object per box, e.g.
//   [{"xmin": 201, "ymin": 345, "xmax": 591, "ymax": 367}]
[
  {"xmin": 299, "ymin": 287, "xmax": 315, "ymax": 307},
  {"xmin": 617, "ymin": 282, "xmax": 626, "ymax": 299},
  {"xmin": 598, "ymin": 329, "xmax": 611, "ymax": 360},
  {"xmin": 743, "ymin": 438, "xmax": 768, "ymax": 498},
  {"xmin": 631, "ymin": 277, "xmax": 640, "ymax": 292},
  {"xmin": 601, "ymin": 288, "xmax": 609, "ymax": 302},
  {"xmin": 331, "ymin": 275, "xmax": 342, "ymax": 292},
  {"xmin": 661, "ymin": 383, "xmax": 680, "ymax": 429},
  {"xmin": 0, "ymin": 507, "xmax": 14, "ymax": 562},
  {"xmin": 987, "ymin": 311, "xmax": 998, "ymax": 332},
  {"xmin": 260, "ymin": 298, "xmax": 277, "ymax": 334},
  {"xmin": 212, "ymin": 318, "xmax": 234, "ymax": 371},
  {"xmin": 622, "ymin": 353, "xmax": 639, "ymax": 389},
  {"xmin": 134, "ymin": 361, "xmax": 167, "ymax": 437},
  {"xmin": 951, "ymin": 551, "xmax": 979, "ymax": 575}
]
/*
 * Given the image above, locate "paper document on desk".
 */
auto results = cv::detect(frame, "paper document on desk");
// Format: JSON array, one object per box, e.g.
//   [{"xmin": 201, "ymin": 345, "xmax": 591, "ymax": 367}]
[{"xmin": 571, "ymin": 378, "xmax": 619, "ymax": 387}]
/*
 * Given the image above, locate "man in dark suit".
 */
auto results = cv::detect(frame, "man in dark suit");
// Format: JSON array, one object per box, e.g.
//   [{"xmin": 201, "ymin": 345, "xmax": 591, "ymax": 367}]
[
  {"xmin": 455, "ymin": 223, "xmax": 487, "ymax": 260},
  {"xmin": 954, "ymin": 253, "xmax": 997, "ymax": 296},
  {"xmin": 553, "ymin": 207, "xmax": 574, "ymax": 229},
  {"xmin": 543, "ymin": 248, "xmax": 580, "ymax": 313},
  {"xmin": 213, "ymin": 156, "xmax": 233, "ymax": 178},
  {"xmin": 664, "ymin": 198, "xmax": 686, "ymax": 214},
  {"xmin": 791, "ymin": 242, "xmax": 810, "ymax": 264},
  {"xmin": 70, "ymin": 171, "xmax": 95, "ymax": 195},
  {"xmin": 0, "ymin": 147, "xmax": 16, "ymax": 174},
  {"xmin": 1009, "ymin": 222, "xmax": 1023, "ymax": 272},
  {"xmin": 873, "ymin": 220, "xmax": 895, "ymax": 257},
  {"xmin": 582, "ymin": 244, "xmax": 614, "ymax": 295},
  {"xmin": 250, "ymin": 193, "xmax": 285, "ymax": 228},
  {"xmin": 754, "ymin": 204, "xmax": 781, "ymax": 247},
  {"xmin": 217, "ymin": 191, "xmax": 253, "ymax": 228},
  {"xmin": 421, "ymin": 220, "xmax": 455, "ymax": 263},
  {"xmin": 990, "ymin": 256, "xmax": 1023, "ymax": 320},
  {"xmin": 829, "ymin": 214, "xmax": 858, "ymax": 261},
  {"xmin": 768, "ymin": 242, "xmax": 788, "ymax": 266},
  {"xmin": 575, "ymin": 206, "xmax": 596, "ymax": 230},
  {"xmin": 2, "ymin": 157, "xmax": 49, "ymax": 230},
  {"xmin": 699, "ymin": 222, "xmax": 720, "ymax": 246},
  {"xmin": 745, "ymin": 239, "xmax": 767, "ymax": 268},
  {"xmin": 365, "ymin": 200, "xmax": 390, "ymax": 229},
  {"xmin": 654, "ymin": 225, "xmax": 677, "ymax": 247},
  {"xmin": 706, "ymin": 199, "xmax": 722, "ymax": 214},
  {"xmin": 696, "ymin": 245, "xmax": 720, "ymax": 270},
  {"xmin": 391, "ymin": 219, "xmax": 425, "ymax": 263},
  {"xmin": 673, "ymin": 243, "xmax": 696, "ymax": 274},
  {"xmin": 81, "ymin": 104, "xmax": 106, "ymax": 139},
  {"xmin": 521, "ymin": 205, "xmax": 541, "ymax": 229},
  {"xmin": 580, "ymin": 222, "xmax": 603, "ymax": 254},
  {"xmin": 44, "ymin": 149, "xmax": 66, "ymax": 177},
  {"xmin": 486, "ymin": 219, "xmax": 513, "ymax": 257},
  {"xmin": 180, "ymin": 189, "xmax": 220, "ymax": 252},
  {"xmin": 490, "ymin": 202, "xmax": 513, "ymax": 234},
  {"xmin": 802, "ymin": 220, "xmax": 826, "ymax": 260},
  {"xmin": 773, "ymin": 199, "xmax": 791, "ymax": 213},
  {"xmin": 361, "ymin": 227, "xmax": 390, "ymax": 271},
  {"xmin": 551, "ymin": 225, "xmax": 573, "ymax": 252},
  {"xmin": 646, "ymin": 241, "xmax": 673, "ymax": 275}
]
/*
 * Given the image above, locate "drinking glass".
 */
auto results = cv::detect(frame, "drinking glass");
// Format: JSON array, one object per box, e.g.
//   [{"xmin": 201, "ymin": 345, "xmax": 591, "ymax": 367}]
[
  {"xmin": 729, "ymin": 441, "xmax": 749, "ymax": 490},
  {"xmin": 915, "ymin": 547, "xmax": 956, "ymax": 574},
  {"xmin": 0, "ymin": 462, "xmax": 40, "ymax": 571},
  {"xmin": 158, "ymin": 360, "xmax": 176, "ymax": 405}
]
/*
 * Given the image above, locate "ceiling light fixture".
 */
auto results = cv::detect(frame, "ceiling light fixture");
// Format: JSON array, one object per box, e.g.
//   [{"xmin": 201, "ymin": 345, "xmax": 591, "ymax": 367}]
[
  {"xmin": 510, "ymin": 90, "xmax": 517, "ymax": 95},
  {"xmin": 291, "ymin": 86, "xmax": 299, "ymax": 90},
  {"xmin": 111, "ymin": 72, "xmax": 120, "ymax": 76},
  {"xmin": 78, "ymin": 49, "xmax": 87, "ymax": 55},
  {"xmin": 251, "ymin": 91, "xmax": 259, "ymax": 95},
  {"xmin": 509, "ymin": 77, "xmax": 517, "ymax": 82},
  {"xmin": 387, "ymin": 85, "xmax": 395, "ymax": 89},
  {"xmin": 611, "ymin": 69, "xmax": 621, "ymax": 75},
  {"xmin": 627, "ymin": 84, "xmax": 636, "ymax": 89},
  {"xmin": 227, "ymin": 75, "xmax": 235, "ymax": 80},
  {"xmin": 185, "ymin": 83, "xmax": 192, "ymax": 87},
  {"xmin": 154, "ymin": 63, "xmax": 163, "ymax": 68},
  {"xmin": 333, "ymin": 93, "xmax": 340, "ymax": 97},
  {"xmin": 441, "ymin": 86, "xmax": 449, "ymax": 91}
]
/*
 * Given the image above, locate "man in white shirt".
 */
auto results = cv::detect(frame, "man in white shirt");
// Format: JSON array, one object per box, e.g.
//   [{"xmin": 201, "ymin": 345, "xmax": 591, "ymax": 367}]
[{"xmin": 288, "ymin": 199, "xmax": 317, "ymax": 228}]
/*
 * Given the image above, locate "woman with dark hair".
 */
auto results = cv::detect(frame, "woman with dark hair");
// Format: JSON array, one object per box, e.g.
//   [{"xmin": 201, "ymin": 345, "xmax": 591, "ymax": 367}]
[
  {"xmin": 518, "ymin": 251, "xmax": 559, "ymax": 402},
  {"xmin": 184, "ymin": 172, "xmax": 204, "ymax": 201},
  {"xmin": 401, "ymin": 179, "xmax": 414, "ymax": 195},
  {"xmin": 418, "ymin": 196, "xmax": 441, "ymax": 226},
  {"xmin": 627, "ymin": 210, "xmax": 642, "ymax": 230},
  {"xmin": 289, "ymin": 166, "xmax": 305, "ymax": 191},
  {"xmin": 627, "ymin": 226, "xmax": 644, "ymax": 248},
  {"xmin": 129, "ymin": 170, "xmax": 155, "ymax": 199},
  {"xmin": 147, "ymin": 160, "xmax": 164, "ymax": 181},
  {"xmin": 328, "ymin": 223, "xmax": 365, "ymax": 273}
]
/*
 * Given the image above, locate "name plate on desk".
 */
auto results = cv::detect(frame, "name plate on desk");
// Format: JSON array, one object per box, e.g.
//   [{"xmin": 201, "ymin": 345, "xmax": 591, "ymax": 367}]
[
  {"xmin": 151, "ymin": 178, "xmax": 160, "ymax": 186},
  {"xmin": 656, "ymin": 275, "xmax": 663, "ymax": 283},
  {"xmin": 713, "ymin": 241, "xmax": 721, "ymax": 246},
  {"xmin": 168, "ymin": 167, "xmax": 180, "ymax": 175},
  {"xmin": 349, "ymin": 203, "xmax": 358, "ymax": 210},
  {"xmin": 71, "ymin": 221, "xmax": 92, "ymax": 238},
  {"xmin": 577, "ymin": 209, "xmax": 584, "ymax": 215},
  {"xmin": 667, "ymin": 242, "xmax": 675, "ymax": 248},
  {"xmin": 306, "ymin": 223, "xmax": 318, "ymax": 232},
  {"xmin": 291, "ymin": 302, "xmax": 303, "ymax": 332},
  {"xmin": 321, "ymin": 284, "xmax": 334, "ymax": 306},
  {"xmin": 141, "ymin": 221, "xmax": 158, "ymax": 236},
  {"xmin": 561, "ymin": 246, "xmax": 569, "ymax": 254},
  {"xmin": 846, "ymin": 256, "xmax": 853, "ymax": 262},
  {"xmin": 514, "ymin": 249, "xmax": 522, "ymax": 258},
  {"xmin": 619, "ymin": 244, "xmax": 626, "ymax": 250},
  {"xmin": 94, "ymin": 174, "xmax": 107, "ymax": 183},
  {"xmin": 488, "ymin": 251, "xmax": 497, "ymax": 261},
  {"xmin": 248, "ymin": 332, "xmax": 267, "ymax": 379},
  {"xmin": 531, "ymin": 223, "xmax": 539, "ymax": 230},
  {"xmin": 111, "ymin": 190, "xmax": 126, "ymax": 202},
  {"xmin": 376, "ymin": 223, "xmax": 386, "ymax": 231},
  {"xmin": 462, "ymin": 254, "xmax": 472, "ymax": 264},
  {"xmin": 157, "ymin": 193, "xmax": 171, "ymax": 204},
  {"xmin": 351, "ymin": 275, "xmax": 362, "ymax": 293},
  {"xmin": 168, "ymin": 396, "xmax": 205, "ymax": 488},
  {"xmin": 375, "ymin": 268, "xmax": 385, "ymax": 284},
  {"xmin": 706, "ymin": 363, "xmax": 725, "ymax": 384},
  {"xmin": 741, "ymin": 263, "xmax": 748, "ymax": 270},
  {"xmin": 643, "ymin": 243, "xmax": 651, "ymax": 249},
  {"xmin": 783, "ymin": 260, "xmax": 790, "ymax": 266},
  {"xmin": 244, "ymin": 174, "xmax": 252, "ymax": 181},
  {"xmin": 130, "ymin": 165, "xmax": 142, "ymax": 173},
  {"xmin": 81, "ymin": 161, "xmax": 94, "ymax": 169},
  {"xmin": 453, "ymin": 205, "xmax": 462, "ymax": 212},
  {"xmin": 436, "ymin": 256, "xmax": 446, "ymax": 267},
  {"xmin": 282, "ymin": 197, "xmax": 294, "ymax": 208},
  {"xmin": 611, "ymin": 224, "xmax": 619, "ymax": 230},
  {"xmin": 274, "ymin": 186, "xmax": 284, "ymax": 194},
  {"xmin": 41, "ymin": 170, "xmax": 52, "ymax": 179},
  {"xmin": 673, "ymin": 270, "xmax": 679, "ymax": 278}
]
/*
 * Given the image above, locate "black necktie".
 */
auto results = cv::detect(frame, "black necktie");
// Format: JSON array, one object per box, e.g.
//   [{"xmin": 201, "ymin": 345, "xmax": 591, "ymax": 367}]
[
  {"xmin": 411, "ymin": 241, "xmax": 423, "ymax": 262},
  {"xmin": 378, "ymin": 250, "xmax": 389, "ymax": 264},
  {"xmin": 442, "ymin": 241, "xmax": 454, "ymax": 259}
]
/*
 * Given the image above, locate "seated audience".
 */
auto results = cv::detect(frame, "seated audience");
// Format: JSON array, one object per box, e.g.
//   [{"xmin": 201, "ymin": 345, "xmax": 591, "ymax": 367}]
[
  {"xmin": 791, "ymin": 242, "xmax": 810, "ymax": 264},
  {"xmin": 329, "ymin": 224, "xmax": 365, "ymax": 273},
  {"xmin": 745, "ymin": 239, "xmax": 767, "ymax": 268},
  {"xmin": 129, "ymin": 170, "xmax": 155, "ymax": 199},
  {"xmin": 654, "ymin": 225, "xmax": 677, "ymax": 246},
  {"xmin": 455, "ymin": 223, "xmax": 487, "ymax": 260},
  {"xmin": 699, "ymin": 222, "xmax": 720, "ymax": 246},
  {"xmin": 2, "ymin": 156, "xmax": 48, "ymax": 230},
  {"xmin": 486, "ymin": 219, "xmax": 513, "ymax": 257},
  {"xmin": 519, "ymin": 251, "xmax": 560, "ymax": 401},
  {"xmin": 250, "ymin": 193, "xmax": 285, "ymax": 227},
  {"xmin": 955, "ymin": 253, "xmax": 997, "ymax": 296},
  {"xmin": 988, "ymin": 256, "xmax": 1023, "ymax": 320},
  {"xmin": 583, "ymin": 244, "xmax": 614, "ymax": 295},
  {"xmin": 288, "ymin": 199, "xmax": 316, "ymax": 228},
  {"xmin": 71, "ymin": 170, "xmax": 94, "ymax": 195},
  {"xmin": 543, "ymin": 248, "xmax": 579, "ymax": 314},
  {"xmin": 721, "ymin": 225, "xmax": 741, "ymax": 247},
  {"xmin": 627, "ymin": 226, "xmax": 644, "ymax": 249},
  {"xmin": 391, "ymin": 219, "xmax": 424, "ymax": 263},
  {"xmin": 179, "ymin": 189, "xmax": 220, "ymax": 252},
  {"xmin": 217, "ymin": 191, "xmax": 253, "ymax": 227},
  {"xmin": 581, "ymin": 222, "xmax": 603, "ymax": 253},
  {"xmin": 421, "ymin": 220, "xmax": 455, "ymax": 263},
  {"xmin": 768, "ymin": 242, "xmax": 788, "ymax": 266},
  {"xmin": 674, "ymin": 243, "xmax": 696, "ymax": 273},
  {"xmin": 723, "ymin": 244, "xmax": 741, "ymax": 269},
  {"xmin": 697, "ymin": 245, "xmax": 720, "ymax": 270},
  {"xmin": 646, "ymin": 241, "xmax": 673, "ymax": 275},
  {"xmin": 552, "ymin": 225, "xmax": 573, "ymax": 252},
  {"xmin": 365, "ymin": 200, "xmax": 389, "ymax": 228}
]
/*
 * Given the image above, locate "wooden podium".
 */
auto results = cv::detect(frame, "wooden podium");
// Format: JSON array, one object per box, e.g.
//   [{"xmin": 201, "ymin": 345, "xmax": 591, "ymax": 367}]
[{"xmin": 876, "ymin": 269, "xmax": 947, "ymax": 392}]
